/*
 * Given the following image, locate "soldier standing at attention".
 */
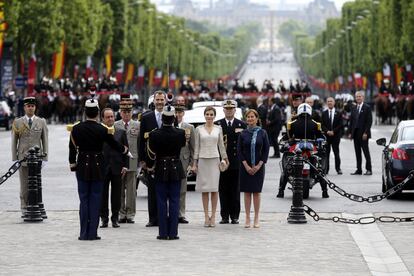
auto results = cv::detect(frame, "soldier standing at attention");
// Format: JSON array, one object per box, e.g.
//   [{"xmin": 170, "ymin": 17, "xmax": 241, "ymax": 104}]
[
  {"xmin": 148, "ymin": 105, "xmax": 186, "ymax": 240},
  {"xmin": 216, "ymin": 100, "xmax": 246, "ymax": 224},
  {"xmin": 68, "ymin": 99, "xmax": 129, "ymax": 241},
  {"xmin": 12, "ymin": 97, "xmax": 48, "ymax": 216}
]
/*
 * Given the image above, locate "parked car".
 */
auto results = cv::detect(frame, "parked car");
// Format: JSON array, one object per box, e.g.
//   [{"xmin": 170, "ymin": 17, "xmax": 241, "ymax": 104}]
[
  {"xmin": 0, "ymin": 100, "xmax": 13, "ymax": 130},
  {"xmin": 376, "ymin": 120, "xmax": 414, "ymax": 198},
  {"xmin": 183, "ymin": 101, "xmax": 243, "ymax": 126}
]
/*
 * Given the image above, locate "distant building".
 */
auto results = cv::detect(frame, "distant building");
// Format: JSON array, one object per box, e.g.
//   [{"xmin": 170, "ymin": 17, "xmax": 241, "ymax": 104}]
[{"xmin": 305, "ymin": 0, "xmax": 339, "ymax": 26}]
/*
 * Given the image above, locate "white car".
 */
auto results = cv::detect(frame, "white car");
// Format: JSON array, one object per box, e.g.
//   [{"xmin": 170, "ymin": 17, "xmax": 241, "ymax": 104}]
[{"xmin": 183, "ymin": 101, "xmax": 243, "ymax": 126}]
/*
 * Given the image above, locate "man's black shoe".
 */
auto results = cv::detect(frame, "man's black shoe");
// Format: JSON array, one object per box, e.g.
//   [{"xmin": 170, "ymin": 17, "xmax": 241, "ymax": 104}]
[
  {"xmin": 89, "ymin": 236, "xmax": 101, "ymax": 240},
  {"xmin": 178, "ymin": 217, "xmax": 189, "ymax": 224},
  {"xmin": 337, "ymin": 170, "xmax": 343, "ymax": 175},
  {"xmin": 146, "ymin": 221, "xmax": 158, "ymax": 227},
  {"xmin": 157, "ymin": 236, "xmax": 168, "ymax": 240},
  {"xmin": 112, "ymin": 221, "xmax": 120, "ymax": 228},
  {"xmin": 100, "ymin": 221, "xmax": 108, "ymax": 228},
  {"xmin": 169, "ymin": 236, "xmax": 180, "ymax": 240},
  {"xmin": 126, "ymin": 219, "xmax": 135, "ymax": 224},
  {"xmin": 219, "ymin": 219, "xmax": 229, "ymax": 224},
  {"xmin": 364, "ymin": 171, "xmax": 372, "ymax": 175},
  {"xmin": 322, "ymin": 191, "xmax": 329, "ymax": 198},
  {"xmin": 119, "ymin": 218, "xmax": 127, "ymax": 223},
  {"xmin": 231, "ymin": 219, "xmax": 239, "ymax": 224},
  {"xmin": 276, "ymin": 191, "xmax": 284, "ymax": 198},
  {"xmin": 350, "ymin": 170, "xmax": 362, "ymax": 175}
]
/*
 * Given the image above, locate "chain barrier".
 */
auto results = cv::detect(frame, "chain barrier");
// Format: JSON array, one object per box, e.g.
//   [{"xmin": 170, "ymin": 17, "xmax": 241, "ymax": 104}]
[
  {"xmin": 0, "ymin": 158, "xmax": 26, "ymax": 186},
  {"xmin": 303, "ymin": 204, "xmax": 414, "ymax": 225},
  {"xmin": 303, "ymin": 159, "xmax": 414, "ymax": 203}
]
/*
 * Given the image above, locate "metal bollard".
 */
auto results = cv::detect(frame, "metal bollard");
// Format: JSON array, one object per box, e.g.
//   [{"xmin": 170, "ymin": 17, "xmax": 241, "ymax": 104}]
[
  {"xmin": 35, "ymin": 146, "xmax": 47, "ymax": 219},
  {"xmin": 287, "ymin": 150, "xmax": 307, "ymax": 224},
  {"xmin": 23, "ymin": 148, "xmax": 43, "ymax": 222}
]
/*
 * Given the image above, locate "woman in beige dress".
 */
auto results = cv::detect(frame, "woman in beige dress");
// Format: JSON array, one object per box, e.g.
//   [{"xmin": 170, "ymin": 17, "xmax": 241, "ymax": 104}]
[{"xmin": 192, "ymin": 106, "xmax": 228, "ymax": 227}]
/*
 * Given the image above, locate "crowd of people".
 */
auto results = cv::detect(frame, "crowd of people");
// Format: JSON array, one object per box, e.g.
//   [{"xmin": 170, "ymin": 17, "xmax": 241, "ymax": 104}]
[{"xmin": 10, "ymin": 80, "xmax": 375, "ymax": 241}]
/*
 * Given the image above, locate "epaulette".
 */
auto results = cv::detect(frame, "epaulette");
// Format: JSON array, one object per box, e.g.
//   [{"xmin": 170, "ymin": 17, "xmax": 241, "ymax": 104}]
[
  {"xmin": 101, "ymin": 123, "xmax": 115, "ymax": 135},
  {"xmin": 312, "ymin": 120, "xmax": 322, "ymax": 131},
  {"xmin": 144, "ymin": 128, "xmax": 157, "ymax": 139},
  {"xmin": 138, "ymin": 113, "xmax": 142, "ymax": 122},
  {"xmin": 66, "ymin": 121, "xmax": 80, "ymax": 132},
  {"xmin": 287, "ymin": 120, "xmax": 296, "ymax": 130}
]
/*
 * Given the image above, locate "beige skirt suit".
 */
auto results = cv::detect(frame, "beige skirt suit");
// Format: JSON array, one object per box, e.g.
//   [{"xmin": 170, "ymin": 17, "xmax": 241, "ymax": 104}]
[{"xmin": 194, "ymin": 125, "xmax": 228, "ymax": 192}]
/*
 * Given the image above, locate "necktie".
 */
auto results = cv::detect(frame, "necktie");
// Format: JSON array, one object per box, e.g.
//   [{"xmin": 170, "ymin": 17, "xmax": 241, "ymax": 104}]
[
  {"xmin": 157, "ymin": 113, "xmax": 161, "ymax": 128},
  {"xmin": 228, "ymin": 121, "xmax": 231, "ymax": 128},
  {"xmin": 125, "ymin": 122, "xmax": 128, "ymax": 130},
  {"xmin": 357, "ymin": 104, "xmax": 361, "ymax": 113},
  {"xmin": 329, "ymin": 110, "xmax": 332, "ymax": 130},
  {"xmin": 28, "ymin": 118, "xmax": 33, "ymax": 128}
]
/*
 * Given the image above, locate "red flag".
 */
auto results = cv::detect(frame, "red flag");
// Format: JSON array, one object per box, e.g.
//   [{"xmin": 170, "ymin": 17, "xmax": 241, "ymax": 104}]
[
  {"xmin": 136, "ymin": 65, "xmax": 145, "ymax": 89},
  {"xmin": 27, "ymin": 44, "xmax": 37, "ymax": 96},
  {"xmin": 85, "ymin": 56, "xmax": 92, "ymax": 78}
]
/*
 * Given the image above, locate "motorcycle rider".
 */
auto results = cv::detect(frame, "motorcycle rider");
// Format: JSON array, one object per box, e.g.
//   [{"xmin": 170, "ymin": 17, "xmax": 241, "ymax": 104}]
[{"xmin": 277, "ymin": 103, "xmax": 328, "ymax": 198}]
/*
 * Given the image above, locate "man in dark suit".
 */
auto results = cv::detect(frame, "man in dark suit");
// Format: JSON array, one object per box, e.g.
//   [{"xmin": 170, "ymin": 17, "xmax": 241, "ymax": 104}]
[
  {"xmin": 216, "ymin": 100, "xmax": 246, "ymax": 224},
  {"xmin": 100, "ymin": 108, "xmax": 129, "ymax": 228},
  {"xmin": 149, "ymin": 105, "xmax": 186, "ymax": 240},
  {"xmin": 256, "ymin": 97, "xmax": 268, "ymax": 129},
  {"xmin": 349, "ymin": 91, "xmax": 372, "ymax": 175},
  {"xmin": 139, "ymin": 91, "xmax": 166, "ymax": 227},
  {"xmin": 267, "ymin": 97, "xmax": 282, "ymax": 158},
  {"xmin": 321, "ymin": 97, "xmax": 343, "ymax": 175}
]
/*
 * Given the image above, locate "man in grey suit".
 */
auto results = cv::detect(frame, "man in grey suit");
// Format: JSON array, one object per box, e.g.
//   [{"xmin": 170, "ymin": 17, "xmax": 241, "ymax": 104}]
[
  {"xmin": 100, "ymin": 108, "xmax": 129, "ymax": 228},
  {"xmin": 114, "ymin": 96, "xmax": 140, "ymax": 223},
  {"xmin": 174, "ymin": 105, "xmax": 195, "ymax": 224},
  {"xmin": 11, "ymin": 97, "xmax": 48, "ymax": 214}
]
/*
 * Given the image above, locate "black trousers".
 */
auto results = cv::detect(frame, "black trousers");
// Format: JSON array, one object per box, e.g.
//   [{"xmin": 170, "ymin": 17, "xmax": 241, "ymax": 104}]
[
  {"xmin": 269, "ymin": 130, "xmax": 280, "ymax": 157},
  {"xmin": 219, "ymin": 169, "xmax": 240, "ymax": 221},
  {"xmin": 325, "ymin": 136, "xmax": 341, "ymax": 173},
  {"xmin": 147, "ymin": 173, "xmax": 158, "ymax": 224},
  {"xmin": 100, "ymin": 171, "xmax": 122, "ymax": 223},
  {"xmin": 353, "ymin": 130, "xmax": 372, "ymax": 172}
]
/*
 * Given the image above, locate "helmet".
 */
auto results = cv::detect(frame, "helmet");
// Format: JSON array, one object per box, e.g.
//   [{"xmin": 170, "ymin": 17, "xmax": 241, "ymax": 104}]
[
  {"xmin": 148, "ymin": 94, "xmax": 154, "ymax": 108},
  {"xmin": 297, "ymin": 103, "xmax": 312, "ymax": 116}
]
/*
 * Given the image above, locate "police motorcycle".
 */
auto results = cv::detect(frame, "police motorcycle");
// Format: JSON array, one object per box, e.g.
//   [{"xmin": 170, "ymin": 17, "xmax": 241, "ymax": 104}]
[{"xmin": 278, "ymin": 103, "xmax": 327, "ymax": 199}]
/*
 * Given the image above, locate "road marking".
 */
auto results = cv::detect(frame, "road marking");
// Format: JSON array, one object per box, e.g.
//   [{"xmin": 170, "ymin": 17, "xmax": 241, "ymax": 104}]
[{"xmin": 346, "ymin": 213, "xmax": 411, "ymax": 275}]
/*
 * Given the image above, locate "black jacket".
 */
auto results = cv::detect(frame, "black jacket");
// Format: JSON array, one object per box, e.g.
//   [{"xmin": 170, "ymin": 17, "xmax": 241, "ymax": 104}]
[
  {"xmin": 139, "ymin": 111, "xmax": 159, "ymax": 164},
  {"xmin": 267, "ymin": 104, "xmax": 282, "ymax": 134},
  {"xmin": 149, "ymin": 126, "xmax": 186, "ymax": 182},
  {"xmin": 287, "ymin": 115, "xmax": 323, "ymax": 140},
  {"xmin": 350, "ymin": 103, "xmax": 372, "ymax": 139},
  {"xmin": 321, "ymin": 109, "xmax": 343, "ymax": 139},
  {"xmin": 216, "ymin": 118, "xmax": 247, "ymax": 171},
  {"xmin": 69, "ymin": 120, "xmax": 125, "ymax": 181},
  {"xmin": 103, "ymin": 128, "xmax": 129, "ymax": 175}
]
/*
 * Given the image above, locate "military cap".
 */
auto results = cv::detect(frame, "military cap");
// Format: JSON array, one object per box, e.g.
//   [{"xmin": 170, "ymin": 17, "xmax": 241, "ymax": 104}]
[
  {"xmin": 85, "ymin": 98, "xmax": 99, "ymax": 108},
  {"xmin": 23, "ymin": 97, "xmax": 37, "ymax": 105},
  {"xmin": 174, "ymin": 105, "xmax": 186, "ymax": 112},
  {"xmin": 119, "ymin": 93, "xmax": 133, "ymax": 110},
  {"xmin": 162, "ymin": 105, "xmax": 175, "ymax": 116},
  {"xmin": 223, "ymin": 99, "xmax": 237, "ymax": 108},
  {"xmin": 291, "ymin": 93, "xmax": 302, "ymax": 100}
]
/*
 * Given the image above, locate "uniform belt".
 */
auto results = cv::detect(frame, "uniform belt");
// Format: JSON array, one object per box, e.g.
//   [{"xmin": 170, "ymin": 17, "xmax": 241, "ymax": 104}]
[{"xmin": 157, "ymin": 156, "xmax": 179, "ymax": 162}]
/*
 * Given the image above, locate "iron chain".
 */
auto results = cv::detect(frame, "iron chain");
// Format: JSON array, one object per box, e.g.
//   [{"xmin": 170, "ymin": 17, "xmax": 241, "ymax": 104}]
[
  {"xmin": 303, "ymin": 204, "xmax": 414, "ymax": 225},
  {"xmin": 303, "ymin": 159, "xmax": 414, "ymax": 203},
  {"xmin": 0, "ymin": 158, "xmax": 26, "ymax": 186}
]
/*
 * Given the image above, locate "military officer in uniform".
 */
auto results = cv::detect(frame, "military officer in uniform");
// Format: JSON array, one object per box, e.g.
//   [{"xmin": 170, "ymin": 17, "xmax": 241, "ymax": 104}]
[
  {"xmin": 68, "ymin": 99, "xmax": 129, "ymax": 240},
  {"xmin": 216, "ymin": 100, "xmax": 246, "ymax": 224},
  {"xmin": 148, "ymin": 105, "xmax": 186, "ymax": 240},
  {"xmin": 174, "ymin": 105, "xmax": 195, "ymax": 224},
  {"xmin": 114, "ymin": 94, "xmax": 140, "ymax": 224},
  {"xmin": 12, "ymin": 97, "xmax": 48, "ymax": 215}
]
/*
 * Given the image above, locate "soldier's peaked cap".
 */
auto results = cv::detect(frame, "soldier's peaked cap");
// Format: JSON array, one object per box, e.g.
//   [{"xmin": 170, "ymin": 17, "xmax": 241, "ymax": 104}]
[
  {"xmin": 223, "ymin": 99, "xmax": 237, "ymax": 108},
  {"xmin": 162, "ymin": 105, "xmax": 175, "ymax": 116},
  {"xmin": 23, "ymin": 97, "xmax": 37, "ymax": 105},
  {"xmin": 85, "ymin": 99, "xmax": 99, "ymax": 108}
]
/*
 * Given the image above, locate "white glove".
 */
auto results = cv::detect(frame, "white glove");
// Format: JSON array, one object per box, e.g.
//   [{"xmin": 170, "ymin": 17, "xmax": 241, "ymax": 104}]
[
  {"xmin": 127, "ymin": 151, "xmax": 133, "ymax": 158},
  {"xmin": 42, "ymin": 161, "xmax": 47, "ymax": 169}
]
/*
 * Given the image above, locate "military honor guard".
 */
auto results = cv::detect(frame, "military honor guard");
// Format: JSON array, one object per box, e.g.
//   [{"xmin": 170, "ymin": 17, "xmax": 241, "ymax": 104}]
[
  {"xmin": 12, "ymin": 97, "xmax": 48, "ymax": 215},
  {"xmin": 139, "ymin": 91, "xmax": 166, "ymax": 227},
  {"xmin": 100, "ymin": 108, "xmax": 129, "ymax": 228},
  {"xmin": 148, "ymin": 105, "xmax": 186, "ymax": 240},
  {"xmin": 174, "ymin": 104, "xmax": 195, "ymax": 224},
  {"xmin": 115, "ymin": 95, "xmax": 140, "ymax": 224},
  {"xmin": 216, "ymin": 100, "xmax": 246, "ymax": 224},
  {"xmin": 68, "ymin": 99, "xmax": 128, "ymax": 241}
]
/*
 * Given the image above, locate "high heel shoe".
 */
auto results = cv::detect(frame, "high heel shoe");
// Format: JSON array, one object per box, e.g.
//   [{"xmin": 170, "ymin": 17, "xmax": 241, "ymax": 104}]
[
  {"xmin": 245, "ymin": 218, "xmax": 251, "ymax": 228},
  {"xmin": 209, "ymin": 216, "xmax": 216, "ymax": 227},
  {"xmin": 253, "ymin": 220, "xmax": 260, "ymax": 228},
  {"xmin": 204, "ymin": 217, "xmax": 210, "ymax": 227}
]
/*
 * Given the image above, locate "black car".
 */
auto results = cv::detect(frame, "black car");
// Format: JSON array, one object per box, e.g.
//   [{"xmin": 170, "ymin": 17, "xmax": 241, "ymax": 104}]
[
  {"xmin": 0, "ymin": 100, "xmax": 13, "ymax": 130},
  {"xmin": 377, "ymin": 120, "xmax": 414, "ymax": 198}
]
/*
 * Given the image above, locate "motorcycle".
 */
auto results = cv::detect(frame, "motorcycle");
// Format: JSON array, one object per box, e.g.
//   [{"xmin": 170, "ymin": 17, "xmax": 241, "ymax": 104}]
[{"xmin": 279, "ymin": 137, "xmax": 327, "ymax": 199}]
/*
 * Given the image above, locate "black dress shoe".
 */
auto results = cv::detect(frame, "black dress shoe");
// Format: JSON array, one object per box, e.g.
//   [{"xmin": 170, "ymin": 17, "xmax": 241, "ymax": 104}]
[
  {"xmin": 364, "ymin": 171, "xmax": 372, "ymax": 175},
  {"xmin": 126, "ymin": 219, "xmax": 135, "ymax": 224},
  {"xmin": 350, "ymin": 170, "xmax": 362, "ymax": 175},
  {"xmin": 157, "ymin": 236, "xmax": 168, "ymax": 240},
  {"xmin": 231, "ymin": 219, "xmax": 239, "ymax": 224},
  {"xmin": 119, "ymin": 218, "xmax": 127, "ymax": 223},
  {"xmin": 178, "ymin": 217, "xmax": 189, "ymax": 224},
  {"xmin": 337, "ymin": 170, "xmax": 343, "ymax": 175},
  {"xmin": 89, "ymin": 236, "xmax": 101, "ymax": 240},
  {"xmin": 78, "ymin": 237, "xmax": 87, "ymax": 241},
  {"xmin": 219, "ymin": 219, "xmax": 229, "ymax": 224},
  {"xmin": 169, "ymin": 236, "xmax": 179, "ymax": 240},
  {"xmin": 112, "ymin": 221, "xmax": 120, "ymax": 228},
  {"xmin": 276, "ymin": 190, "xmax": 284, "ymax": 198},
  {"xmin": 100, "ymin": 221, "xmax": 108, "ymax": 228},
  {"xmin": 146, "ymin": 221, "xmax": 158, "ymax": 227},
  {"xmin": 322, "ymin": 191, "xmax": 329, "ymax": 198}
]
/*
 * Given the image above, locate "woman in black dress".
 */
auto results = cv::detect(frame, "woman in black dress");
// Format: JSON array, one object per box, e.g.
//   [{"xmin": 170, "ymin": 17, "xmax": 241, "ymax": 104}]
[{"xmin": 237, "ymin": 109, "xmax": 270, "ymax": 228}]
